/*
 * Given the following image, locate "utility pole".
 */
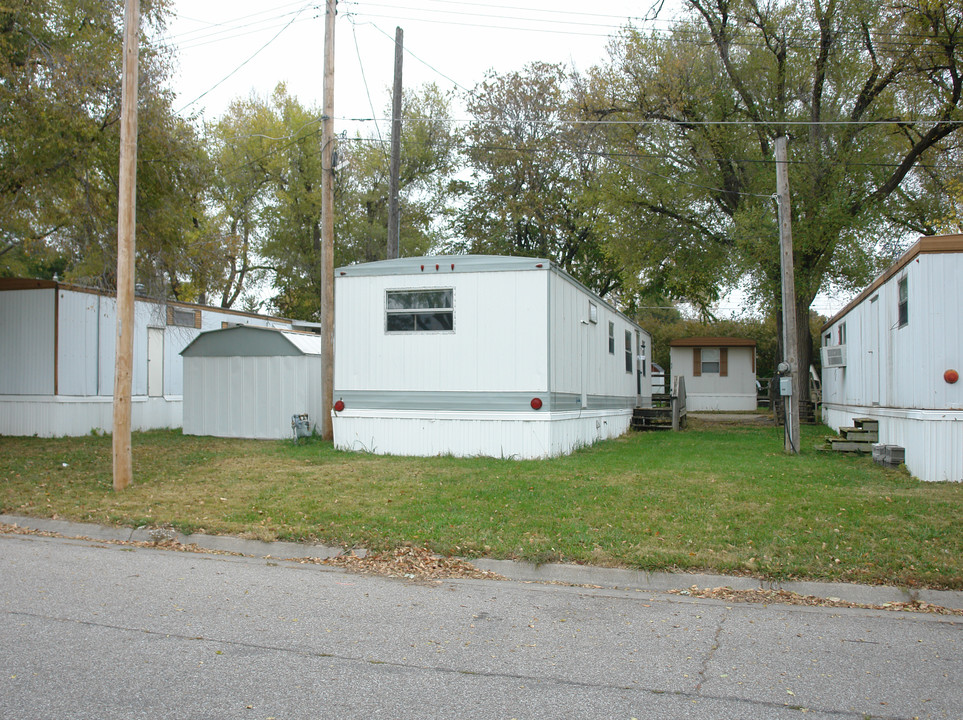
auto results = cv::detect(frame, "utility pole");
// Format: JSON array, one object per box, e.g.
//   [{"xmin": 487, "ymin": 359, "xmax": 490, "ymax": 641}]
[
  {"xmin": 775, "ymin": 135, "xmax": 800, "ymax": 455},
  {"xmin": 112, "ymin": 0, "xmax": 139, "ymax": 491},
  {"xmin": 320, "ymin": 0, "xmax": 336, "ymax": 441},
  {"xmin": 386, "ymin": 26, "xmax": 403, "ymax": 259}
]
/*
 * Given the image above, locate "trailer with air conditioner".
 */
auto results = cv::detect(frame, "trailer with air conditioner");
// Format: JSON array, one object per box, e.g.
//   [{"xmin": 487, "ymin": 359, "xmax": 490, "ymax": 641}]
[{"xmin": 820, "ymin": 234, "xmax": 963, "ymax": 482}]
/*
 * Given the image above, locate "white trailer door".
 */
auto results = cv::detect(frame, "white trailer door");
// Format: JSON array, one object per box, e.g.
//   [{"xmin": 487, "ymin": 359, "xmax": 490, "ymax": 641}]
[{"xmin": 148, "ymin": 327, "xmax": 164, "ymax": 397}]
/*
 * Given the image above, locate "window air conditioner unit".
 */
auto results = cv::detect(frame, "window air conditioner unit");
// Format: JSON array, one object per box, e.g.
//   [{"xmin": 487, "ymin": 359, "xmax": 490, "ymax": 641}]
[{"xmin": 821, "ymin": 345, "xmax": 847, "ymax": 368}]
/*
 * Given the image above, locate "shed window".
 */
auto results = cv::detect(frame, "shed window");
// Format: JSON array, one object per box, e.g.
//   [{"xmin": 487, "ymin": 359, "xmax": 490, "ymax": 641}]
[
  {"xmin": 624, "ymin": 331, "xmax": 633, "ymax": 373},
  {"xmin": 897, "ymin": 277, "xmax": 908, "ymax": 327},
  {"xmin": 701, "ymin": 348, "xmax": 721, "ymax": 374},
  {"xmin": 385, "ymin": 289, "xmax": 453, "ymax": 333},
  {"xmin": 588, "ymin": 302, "xmax": 598, "ymax": 324},
  {"xmin": 608, "ymin": 322, "xmax": 615, "ymax": 354}
]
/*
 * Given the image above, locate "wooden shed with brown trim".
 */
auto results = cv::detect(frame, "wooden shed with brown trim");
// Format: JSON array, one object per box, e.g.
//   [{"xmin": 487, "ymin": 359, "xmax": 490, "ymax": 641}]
[{"xmin": 669, "ymin": 337, "xmax": 757, "ymax": 411}]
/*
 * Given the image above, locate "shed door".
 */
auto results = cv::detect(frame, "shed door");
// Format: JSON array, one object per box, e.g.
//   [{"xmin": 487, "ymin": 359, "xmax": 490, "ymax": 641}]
[{"xmin": 148, "ymin": 327, "xmax": 164, "ymax": 397}]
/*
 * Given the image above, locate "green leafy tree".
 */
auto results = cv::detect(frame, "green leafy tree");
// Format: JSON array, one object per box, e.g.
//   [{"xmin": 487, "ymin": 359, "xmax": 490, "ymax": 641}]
[
  {"xmin": 338, "ymin": 83, "xmax": 461, "ymax": 265},
  {"xmin": 452, "ymin": 62, "xmax": 624, "ymax": 297},
  {"xmin": 586, "ymin": 0, "xmax": 963, "ymax": 392},
  {"xmin": 204, "ymin": 83, "xmax": 459, "ymax": 319},
  {"xmin": 0, "ymin": 0, "xmax": 211, "ymax": 294}
]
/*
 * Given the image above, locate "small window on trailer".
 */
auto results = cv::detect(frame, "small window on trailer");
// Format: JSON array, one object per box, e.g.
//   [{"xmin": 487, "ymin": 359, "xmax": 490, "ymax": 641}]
[
  {"xmin": 385, "ymin": 288, "xmax": 453, "ymax": 333},
  {"xmin": 624, "ymin": 330, "xmax": 633, "ymax": 373},
  {"xmin": 608, "ymin": 322, "xmax": 615, "ymax": 354},
  {"xmin": 168, "ymin": 306, "xmax": 201, "ymax": 328},
  {"xmin": 897, "ymin": 276, "xmax": 908, "ymax": 327}
]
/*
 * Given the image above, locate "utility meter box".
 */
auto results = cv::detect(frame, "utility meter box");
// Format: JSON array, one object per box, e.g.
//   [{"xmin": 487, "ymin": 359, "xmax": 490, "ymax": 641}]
[{"xmin": 779, "ymin": 376, "xmax": 793, "ymax": 396}]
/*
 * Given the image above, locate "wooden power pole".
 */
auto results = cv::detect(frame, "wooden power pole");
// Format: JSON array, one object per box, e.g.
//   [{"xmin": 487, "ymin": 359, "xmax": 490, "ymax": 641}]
[
  {"xmin": 387, "ymin": 26, "xmax": 403, "ymax": 259},
  {"xmin": 775, "ymin": 135, "xmax": 800, "ymax": 455},
  {"xmin": 320, "ymin": 0, "xmax": 337, "ymax": 441},
  {"xmin": 112, "ymin": 0, "xmax": 140, "ymax": 491}
]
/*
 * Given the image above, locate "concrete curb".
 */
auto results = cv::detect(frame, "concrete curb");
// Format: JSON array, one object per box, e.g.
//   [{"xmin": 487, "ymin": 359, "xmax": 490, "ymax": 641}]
[{"xmin": 4, "ymin": 514, "xmax": 961, "ymax": 610}]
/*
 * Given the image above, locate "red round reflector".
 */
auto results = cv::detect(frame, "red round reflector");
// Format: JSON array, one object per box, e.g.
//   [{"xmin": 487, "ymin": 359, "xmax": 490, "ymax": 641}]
[
  {"xmin": 946, "ymin": 369, "xmax": 960, "ymax": 384},
  {"xmin": 333, "ymin": 400, "xmax": 345, "ymax": 412},
  {"xmin": 530, "ymin": 398, "xmax": 543, "ymax": 410}
]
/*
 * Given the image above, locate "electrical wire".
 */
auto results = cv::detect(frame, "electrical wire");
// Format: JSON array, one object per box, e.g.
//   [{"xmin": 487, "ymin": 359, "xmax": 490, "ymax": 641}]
[{"xmin": 176, "ymin": 3, "xmax": 315, "ymax": 114}]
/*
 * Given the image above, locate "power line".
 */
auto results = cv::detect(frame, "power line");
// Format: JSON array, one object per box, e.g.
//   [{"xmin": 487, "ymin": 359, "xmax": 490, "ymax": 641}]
[{"xmin": 175, "ymin": 3, "xmax": 315, "ymax": 114}]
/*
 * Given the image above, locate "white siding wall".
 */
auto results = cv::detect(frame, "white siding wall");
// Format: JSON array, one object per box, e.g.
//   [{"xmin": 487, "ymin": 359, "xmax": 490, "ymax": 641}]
[
  {"xmin": 823, "ymin": 253, "xmax": 963, "ymax": 412},
  {"xmin": 0, "ymin": 289, "xmax": 54, "ymax": 394},
  {"xmin": 336, "ymin": 269, "xmax": 549, "ymax": 393},
  {"xmin": 548, "ymin": 271, "xmax": 644, "ymax": 405}
]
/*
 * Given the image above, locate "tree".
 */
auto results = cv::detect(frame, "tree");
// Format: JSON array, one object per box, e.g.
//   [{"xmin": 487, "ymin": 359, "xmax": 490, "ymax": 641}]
[
  {"xmin": 0, "ymin": 0, "xmax": 211, "ymax": 294},
  {"xmin": 586, "ymin": 0, "xmax": 963, "ymax": 391},
  {"xmin": 452, "ymin": 62, "xmax": 624, "ymax": 298},
  {"xmin": 337, "ymin": 83, "xmax": 461, "ymax": 265},
  {"xmin": 203, "ymin": 83, "xmax": 460, "ymax": 319}
]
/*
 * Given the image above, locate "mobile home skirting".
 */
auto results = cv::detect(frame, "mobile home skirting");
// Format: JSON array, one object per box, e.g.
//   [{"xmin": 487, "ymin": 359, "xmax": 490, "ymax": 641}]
[
  {"xmin": 0, "ymin": 394, "xmax": 181, "ymax": 437},
  {"xmin": 333, "ymin": 408, "xmax": 634, "ymax": 459},
  {"xmin": 823, "ymin": 403, "xmax": 963, "ymax": 483}
]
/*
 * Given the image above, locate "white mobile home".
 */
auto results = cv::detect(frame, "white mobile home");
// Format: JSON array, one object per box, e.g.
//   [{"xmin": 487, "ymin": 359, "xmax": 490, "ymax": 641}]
[
  {"xmin": 181, "ymin": 325, "xmax": 324, "ymax": 440},
  {"xmin": 669, "ymin": 337, "xmax": 758, "ymax": 411},
  {"xmin": 333, "ymin": 255, "xmax": 652, "ymax": 459},
  {"xmin": 821, "ymin": 234, "xmax": 963, "ymax": 482},
  {"xmin": 0, "ymin": 279, "xmax": 292, "ymax": 437}
]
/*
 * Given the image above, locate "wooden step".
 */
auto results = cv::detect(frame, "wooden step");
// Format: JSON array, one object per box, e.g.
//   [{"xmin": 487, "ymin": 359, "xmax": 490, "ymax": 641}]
[
  {"xmin": 840, "ymin": 427, "xmax": 879, "ymax": 442},
  {"xmin": 853, "ymin": 417, "xmax": 879, "ymax": 432},
  {"xmin": 828, "ymin": 437, "xmax": 874, "ymax": 453}
]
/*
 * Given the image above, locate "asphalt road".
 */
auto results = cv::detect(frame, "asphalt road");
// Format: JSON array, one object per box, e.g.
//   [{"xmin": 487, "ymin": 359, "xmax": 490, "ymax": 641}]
[{"xmin": 1, "ymin": 531, "xmax": 960, "ymax": 720}]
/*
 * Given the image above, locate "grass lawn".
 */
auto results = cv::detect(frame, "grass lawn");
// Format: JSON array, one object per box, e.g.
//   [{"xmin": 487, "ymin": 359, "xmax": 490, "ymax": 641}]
[{"xmin": 2, "ymin": 419, "xmax": 961, "ymax": 589}]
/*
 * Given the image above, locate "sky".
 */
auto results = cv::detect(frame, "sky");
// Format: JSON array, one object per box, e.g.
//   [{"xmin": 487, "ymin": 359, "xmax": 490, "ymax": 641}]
[
  {"xmin": 165, "ymin": 0, "xmax": 678, "ymax": 133},
  {"xmin": 161, "ymin": 0, "xmax": 850, "ymax": 317}
]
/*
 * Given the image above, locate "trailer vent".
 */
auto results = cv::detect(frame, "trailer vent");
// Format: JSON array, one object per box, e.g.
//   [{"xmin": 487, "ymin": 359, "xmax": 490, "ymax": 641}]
[{"xmin": 821, "ymin": 345, "xmax": 847, "ymax": 368}]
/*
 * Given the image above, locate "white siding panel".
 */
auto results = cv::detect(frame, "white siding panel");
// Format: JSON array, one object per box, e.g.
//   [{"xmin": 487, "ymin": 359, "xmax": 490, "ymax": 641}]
[
  {"xmin": 57, "ymin": 290, "xmax": 100, "ymax": 396},
  {"xmin": 0, "ymin": 289, "xmax": 55, "ymax": 394},
  {"xmin": 336, "ymin": 269, "xmax": 549, "ymax": 393}
]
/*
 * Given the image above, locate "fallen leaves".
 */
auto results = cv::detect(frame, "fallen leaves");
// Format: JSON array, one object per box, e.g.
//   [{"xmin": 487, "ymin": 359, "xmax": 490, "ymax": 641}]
[
  {"xmin": 317, "ymin": 545, "xmax": 505, "ymax": 582},
  {"xmin": 670, "ymin": 585, "xmax": 963, "ymax": 616}
]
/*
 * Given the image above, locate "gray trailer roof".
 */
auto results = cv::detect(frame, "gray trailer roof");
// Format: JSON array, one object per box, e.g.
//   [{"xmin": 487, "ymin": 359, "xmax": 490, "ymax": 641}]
[{"xmin": 335, "ymin": 255, "xmax": 552, "ymax": 277}]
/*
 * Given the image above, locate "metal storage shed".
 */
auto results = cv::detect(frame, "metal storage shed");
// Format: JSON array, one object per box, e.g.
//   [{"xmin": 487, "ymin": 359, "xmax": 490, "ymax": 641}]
[{"xmin": 181, "ymin": 325, "xmax": 324, "ymax": 440}]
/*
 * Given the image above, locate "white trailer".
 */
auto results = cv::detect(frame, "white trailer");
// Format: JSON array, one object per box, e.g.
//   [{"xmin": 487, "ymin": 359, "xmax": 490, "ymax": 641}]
[
  {"xmin": 0, "ymin": 279, "xmax": 292, "ymax": 437},
  {"xmin": 333, "ymin": 255, "xmax": 652, "ymax": 458},
  {"xmin": 821, "ymin": 234, "xmax": 963, "ymax": 482}
]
